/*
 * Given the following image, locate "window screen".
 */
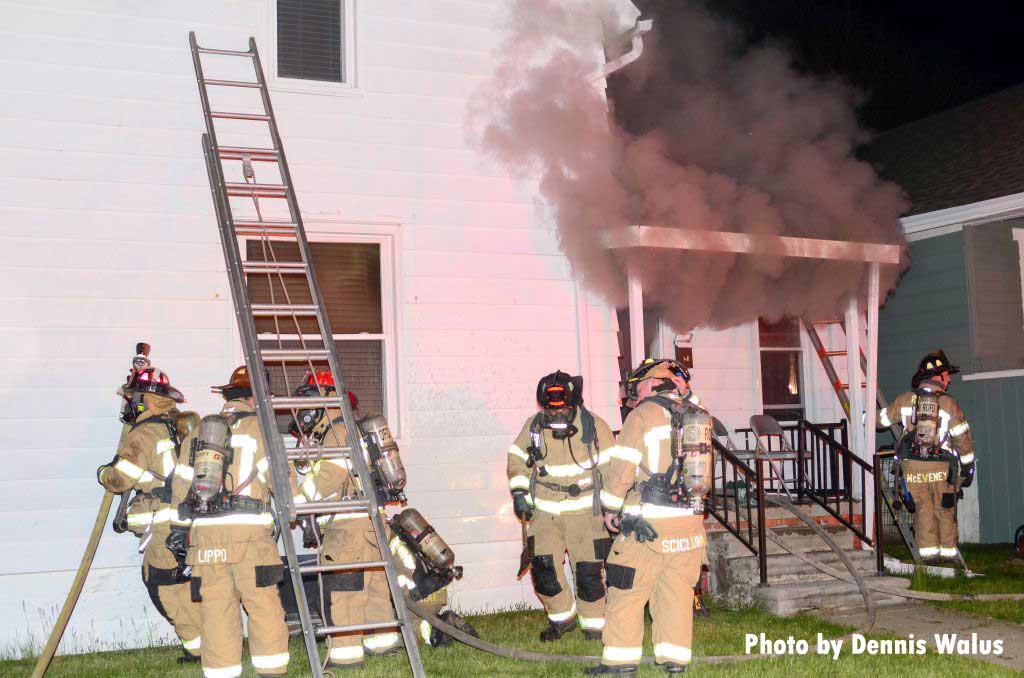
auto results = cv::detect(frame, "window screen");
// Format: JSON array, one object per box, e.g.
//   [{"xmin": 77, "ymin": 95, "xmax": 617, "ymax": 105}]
[{"xmin": 277, "ymin": 0, "xmax": 345, "ymax": 83}]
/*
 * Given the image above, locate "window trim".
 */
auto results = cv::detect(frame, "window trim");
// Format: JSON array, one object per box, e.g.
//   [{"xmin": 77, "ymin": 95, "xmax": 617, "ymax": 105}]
[
  {"xmin": 235, "ymin": 223, "xmax": 401, "ymax": 437},
  {"xmin": 265, "ymin": 0, "xmax": 361, "ymax": 96}
]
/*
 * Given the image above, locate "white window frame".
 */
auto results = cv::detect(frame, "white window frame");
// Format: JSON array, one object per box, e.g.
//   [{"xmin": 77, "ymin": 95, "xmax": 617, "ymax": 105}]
[
  {"xmin": 235, "ymin": 223, "xmax": 401, "ymax": 436},
  {"xmin": 265, "ymin": 0, "xmax": 361, "ymax": 96},
  {"xmin": 753, "ymin": 318, "xmax": 808, "ymax": 422}
]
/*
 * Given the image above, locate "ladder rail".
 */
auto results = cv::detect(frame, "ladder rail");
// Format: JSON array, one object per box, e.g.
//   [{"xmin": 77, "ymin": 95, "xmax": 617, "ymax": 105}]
[
  {"xmin": 191, "ymin": 31, "xmax": 425, "ymax": 678},
  {"xmin": 201, "ymin": 132, "xmax": 326, "ymax": 677},
  {"xmin": 246, "ymin": 36, "xmax": 426, "ymax": 674}
]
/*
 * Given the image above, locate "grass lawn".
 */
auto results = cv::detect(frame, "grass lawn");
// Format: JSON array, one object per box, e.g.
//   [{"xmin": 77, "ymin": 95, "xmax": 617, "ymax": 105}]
[
  {"xmin": 885, "ymin": 542, "xmax": 1024, "ymax": 624},
  {"xmin": 2, "ymin": 601, "xmax": 1015, "ymax": 677}
]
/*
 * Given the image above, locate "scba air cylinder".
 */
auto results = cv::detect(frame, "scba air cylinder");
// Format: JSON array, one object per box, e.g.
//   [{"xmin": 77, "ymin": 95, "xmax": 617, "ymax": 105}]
[
  {"xmin": 395, "ymin": 508, "xmax": 455, "ymax": 571},
  {"xmin": 679, "ymin": 407, "xmax": 712, "ymax": 498},
  {"xmin": 189, "ymin": 414, "xmax": 233, "ymax": 508},
  {"xmin": 359, "ymin": 414, "xmax": 407, "ymax": 491}
]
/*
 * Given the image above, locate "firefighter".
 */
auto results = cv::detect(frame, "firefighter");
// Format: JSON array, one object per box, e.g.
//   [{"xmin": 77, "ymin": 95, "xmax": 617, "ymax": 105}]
[
  {"xmin": 97, "ymin": 367, "xmax": 203, "ymax": 663},
  {"xmin": 170, "ymin": 366, "xmax": 290, "ymax": 678},
  {"xmin": 879, "ymin": 350, "xmax": 976, "ymax": 564},
  {"xmin": 290, "ymin": 369, "xmax": 475, "ymax": 668},
  {"xmin": 588, "ymin": 358, "xmax": 710, "ymax": 676},
  {"xmin": 507, "ymin": 371, "xmax": 616, "ymax": 642}
]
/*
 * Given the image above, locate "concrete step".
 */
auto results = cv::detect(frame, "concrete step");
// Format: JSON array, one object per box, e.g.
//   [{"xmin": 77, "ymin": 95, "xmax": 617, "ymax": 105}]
[
  {"xmin": 709, "ymin": 524, "xmax": 857, "ymax": 559},
  {"xmin": 756, "ymin": 576, "xmax": 911, "ymax": 617},
  {"xmin": 726, "ymin": 548, "xmax": 877, "ymax": 586},
  {"xmin": 705, "ymin": 500, "xmax": 864, "ymax": 533}
]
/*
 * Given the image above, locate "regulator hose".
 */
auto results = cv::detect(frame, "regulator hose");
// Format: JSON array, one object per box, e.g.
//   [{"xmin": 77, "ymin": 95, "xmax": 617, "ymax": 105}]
[
  {"xmin": 30, "ymin": 490, "xmax": 114, "ymax": 678},
  {"xmin": 406, "ymin": 497, "xmax": 872, "ymax": 665}
]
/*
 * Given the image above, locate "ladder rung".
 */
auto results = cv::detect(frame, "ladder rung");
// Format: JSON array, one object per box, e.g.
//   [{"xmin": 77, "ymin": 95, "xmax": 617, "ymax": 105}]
[
  {"xmin": 219, "ymin": 146, "xmax": 279, "ymax": 162},
  {"xmin": 813, "ymin": 319, "xmax": 843, "ymax": 325},
  {"xmin": 287, "ymin": 446, "xmax": 351, "ymax": 461},
  {"xmin": 197, "ymin": 46, "xmax": 253, "ymax": 57},
  {"xmin": 273, "ymin": 395, "xmax": 345, "ymax": 408},
  {"xmin": 300, "ymin": 561, "xmax": 387, "ymax": 575},
  {"xmin": 250, "ymin": 304, "xmax": 318, "ymax": 316},
  {"xmin": 204, "ymin": 78, "xmax": 261, "ymax": 88},
  {"xmin": 225, "ymin": 182, "xmax": 287, "ymax": 198},
  {"xmin": 232, "ymin": 219, "xmax": 297, "ymax": 237},
  {"xmin": 211, "ymin": 111, "xmax": 271, "ymax": 121},
  {"xmin": 838, "ymin": 383, "xmax": 867, "ymax": 390},
  {"xmin": 260, "ymin": 348, "xmax": 330, "ymax": 361},
  {"xmin": 823, "ymin": 350, "xmax": 846, "ymax": 357},
  {"xmin": 317, "ymin": 621, "xmax": 400, "ymax": 636},
  {"xmin": 294, "ymin": 499, "xmax": 370, "ymax": 516},
  {"xmin": 242, "ymin": 261, "xmax": 308, "ymax": 274}
]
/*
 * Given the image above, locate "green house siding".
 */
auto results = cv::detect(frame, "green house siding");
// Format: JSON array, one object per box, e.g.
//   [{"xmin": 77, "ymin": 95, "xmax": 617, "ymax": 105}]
[
  {"xmin": 878, "ymin": 231, "xmax": 973, "ymax": 401},
  {"xmin": 878, "ymin": 229, "xmax": 1024, "ymax": 543}
]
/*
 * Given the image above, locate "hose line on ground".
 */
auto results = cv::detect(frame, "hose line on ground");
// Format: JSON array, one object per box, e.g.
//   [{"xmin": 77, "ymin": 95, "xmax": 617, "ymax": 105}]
[
  {"xmin": 30, "ymin": 491, "xmax": 114, "ymax": 678},
  {"xmin": 407, "ymin": 497, "xmax": 873, "ymax": 665}
]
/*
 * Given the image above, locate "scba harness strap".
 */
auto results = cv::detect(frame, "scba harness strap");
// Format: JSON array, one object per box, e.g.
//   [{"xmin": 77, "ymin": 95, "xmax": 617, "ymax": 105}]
[
  {"xmin": 638, "ymin": 394, "xmax": 707, "ymax": 513},
  {"xmin": 527, "ymin": 408, "xmax": 603, "ymax": 514}
]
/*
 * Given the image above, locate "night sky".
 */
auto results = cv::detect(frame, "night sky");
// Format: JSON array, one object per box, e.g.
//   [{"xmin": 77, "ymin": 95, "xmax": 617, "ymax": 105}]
[{"xmin": 629, "ymin": 0, "xmax": 1024, "ymax": 132}]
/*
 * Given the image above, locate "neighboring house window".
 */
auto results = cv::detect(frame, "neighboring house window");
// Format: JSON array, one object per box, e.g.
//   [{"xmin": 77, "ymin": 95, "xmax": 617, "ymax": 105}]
[
  {"xmin": 272, "ymin": 0, "xmax": 356, "ymax": 90},
  {"xmin": 245, "ymin": 238, "xmax": 393, "ymax": 423},
  {"xmin": 758, "ymin": 317, "xmax": 804, "ymax": 422},
  {"xmin": 964, "ymin": 221, "xmax": 1024, "ymax": 371}
]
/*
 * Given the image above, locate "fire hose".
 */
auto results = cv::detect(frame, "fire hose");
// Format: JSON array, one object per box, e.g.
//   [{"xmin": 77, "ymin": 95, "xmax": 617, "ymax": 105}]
[
  {"xmin": 406, "ymin": 494, "xmax": 875, "ymax": 667},
  {"xmin": 30, "ymin": 491, "xmax": 114, "ymax": 678}
]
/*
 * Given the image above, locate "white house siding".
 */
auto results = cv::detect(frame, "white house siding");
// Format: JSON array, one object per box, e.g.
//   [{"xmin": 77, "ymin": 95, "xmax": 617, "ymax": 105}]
[{"xmin": 0, "ymin": 0, "xmax": 626, "ymax": 656}]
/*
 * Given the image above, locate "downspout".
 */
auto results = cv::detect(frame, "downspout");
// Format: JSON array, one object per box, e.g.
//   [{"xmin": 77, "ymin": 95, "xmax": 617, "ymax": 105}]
[{"xmin": 589, "ymin": 18, "xmax": 654, "ymax": 83}]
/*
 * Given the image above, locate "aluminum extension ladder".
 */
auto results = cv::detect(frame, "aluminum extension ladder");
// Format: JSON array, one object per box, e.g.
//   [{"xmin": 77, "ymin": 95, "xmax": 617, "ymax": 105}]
[
  {"xmin": 188, "ymin": 33, "xmax": 425, "ymax": 678},
  {"xmin": 803, "ymin": 319, "xmax": 924, "ymax": 564}
]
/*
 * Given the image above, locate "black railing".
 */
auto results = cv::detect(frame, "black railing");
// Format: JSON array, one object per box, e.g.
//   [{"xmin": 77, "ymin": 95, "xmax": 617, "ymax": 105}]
[
  {"xmin": 708, "ymin": 440, "xmax": 767, "ymax": 585},
  {"xmin": 796, "ymin": 421, "xmax": 873, "ymax": 546}
]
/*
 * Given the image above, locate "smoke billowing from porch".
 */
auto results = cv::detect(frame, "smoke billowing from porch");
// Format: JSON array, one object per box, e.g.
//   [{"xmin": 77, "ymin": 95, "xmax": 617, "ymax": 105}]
[{"xmin": 469, "ymin": 0, "xmax": 909, "ymax": 331}]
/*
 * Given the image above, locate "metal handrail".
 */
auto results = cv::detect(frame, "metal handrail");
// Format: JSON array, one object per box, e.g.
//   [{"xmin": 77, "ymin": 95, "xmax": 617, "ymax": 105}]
[
  {"xmin": 708, "ymin": 440, "xmax": 768, "ymax": 585},
  {"xmin": 798, "ymin": 421, "xmax": 873, "ymax": 545}
]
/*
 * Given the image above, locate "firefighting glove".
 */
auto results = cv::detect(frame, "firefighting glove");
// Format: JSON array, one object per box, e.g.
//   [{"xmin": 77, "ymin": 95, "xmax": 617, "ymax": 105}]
[
  {"xmin": 512, "ymin": 491, "xmax": 534, "ymax": 522},
  {"xmin": 960, "ymin": 462, "xmax": 975, "ymax": 488},
  {"xmin": 96, "ymin": 453, "xmax": 120, "ymax": 485},
  {"xmin": 166, "ymin": 526, "xmax": 191, "ymax": 580},
  {"xmin": 619, "ymin": 514, "xmax": 658, "ymax": 543},
  {"xmin": 300, "ymin": 515, "xmax": 322, "ymax": 549}
]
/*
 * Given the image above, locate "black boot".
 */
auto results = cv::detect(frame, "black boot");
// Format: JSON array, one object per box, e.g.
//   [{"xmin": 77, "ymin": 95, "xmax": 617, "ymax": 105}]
[
  {"xmin": 540, "ymin": 619, "xmax": 578, "ymax": 642},
  {"xmin": 176, "ymin": 651, "xmax": 200, "ymax": 665},
  {"xmin": 662, "ymin": 662, "xmax": 688, "ymax": 674},
  {"xmin": 582, "ymin": 628, "xmax": 603, "ymax": 641},
  {"xmin": 584, "ymin": 664, "xmax": 638, "ymax": 676},
  {"xmin": 430, "ymin": 610, "xmax": 480, "ymax": 648},
  {"xmin": 325, "ymin": 661, "xmax": 365, "ymax": 671}
]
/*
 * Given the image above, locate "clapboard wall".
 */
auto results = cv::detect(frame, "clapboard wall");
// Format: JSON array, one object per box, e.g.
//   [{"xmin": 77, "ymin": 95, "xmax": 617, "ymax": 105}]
[{"xmin": 0, "ymin": 0, "xmax": 625, "ymax": 656}]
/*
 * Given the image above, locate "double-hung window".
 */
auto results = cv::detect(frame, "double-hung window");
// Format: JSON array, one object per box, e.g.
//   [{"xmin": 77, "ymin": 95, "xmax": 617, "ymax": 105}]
[
  {"xmin": 245, "ymin": 236, "xmax": 396, "ymax": 427},
  {"xmin": 757, "ymin": 317, "xmax": 804, "ymax": 422}
]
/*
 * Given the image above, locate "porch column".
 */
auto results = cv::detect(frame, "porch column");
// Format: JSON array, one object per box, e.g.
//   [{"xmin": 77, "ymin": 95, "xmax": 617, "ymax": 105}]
[
  {"xmin": 628, "ymin": 264, "xmax": 644, "ymax": 367},
  {"xmin": 844, "ymin": 296, "xmax": 864, "ymax": 458},
  {"xmin": 864, "ymin": 262, "xmax": 880, "ymax": 547}
]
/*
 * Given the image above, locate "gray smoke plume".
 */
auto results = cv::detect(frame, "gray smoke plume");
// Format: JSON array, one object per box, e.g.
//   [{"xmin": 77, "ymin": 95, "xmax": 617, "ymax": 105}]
[{"xmin": 468, "ymin": 0, "xmax": 909, "ymax": 331}]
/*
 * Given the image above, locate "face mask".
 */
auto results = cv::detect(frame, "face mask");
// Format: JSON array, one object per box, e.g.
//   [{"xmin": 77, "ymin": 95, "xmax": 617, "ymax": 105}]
[{"xmin": 542, "ymin": 408, "xmax": 578, "ymax": 440}]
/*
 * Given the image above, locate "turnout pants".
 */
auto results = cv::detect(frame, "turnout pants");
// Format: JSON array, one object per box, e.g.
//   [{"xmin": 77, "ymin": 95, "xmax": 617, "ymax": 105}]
[
  {"xmin": 601, "ymin": 533, "xmax": 704, "ymax": 668},
  {"xmin": 321, "ymin": 520, "xmax": 398, "ymax": 666},
  {"xmin": 904, "ymin": 459, "xmax": 959, "ymax": 558},
  {"xmin": 191, "ymin": 539, "xmax": 289, "ymax": 678},
  {"xmin": 527, "ymin": 511, "xmax": 610, "ymax": 632},
  {"xmin": 142, "ymin": 539, "xmax": 202, "ymax": 656}
]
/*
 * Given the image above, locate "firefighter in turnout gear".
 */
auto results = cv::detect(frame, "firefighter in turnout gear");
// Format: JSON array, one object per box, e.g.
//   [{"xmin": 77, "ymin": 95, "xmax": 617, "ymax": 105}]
[
  {"xmin": 171, "ymin": 366, "xmax": 290, "ymax": 678},
  {"xmin": 507, "ymin": 371, "xmax": 616, "ymax": 642},
  {"xmin": 879, "ymin": 350, "xmax": 976, "ymax": 564},
  {"xmin": 589, "ymin": 359, "xmax": 710, "ymax": 676},
  {"xmin": 290, "ymin": 369, "xmax": 475, "ymax": 669},
  {"xmin": 97, "ymin": 367, "xmax": 203, "ymax": 663}
]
